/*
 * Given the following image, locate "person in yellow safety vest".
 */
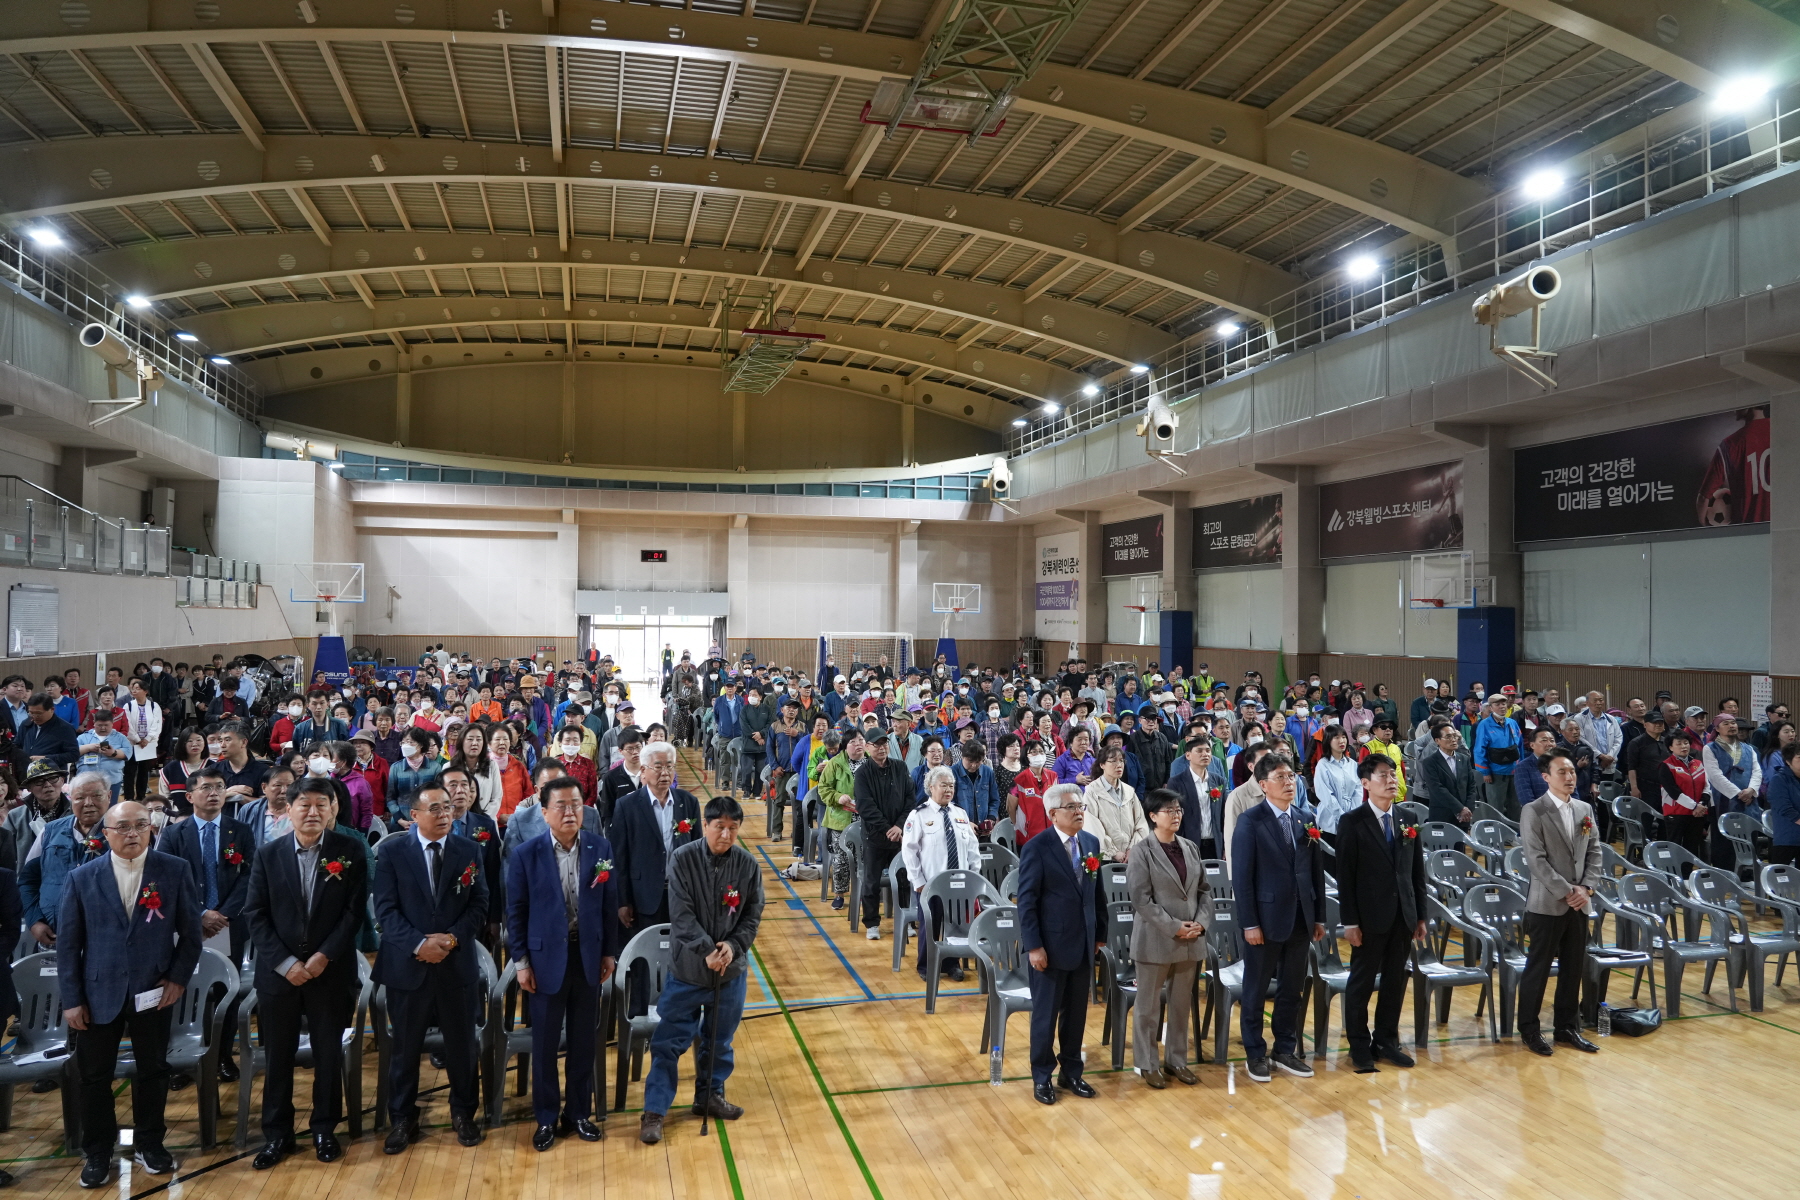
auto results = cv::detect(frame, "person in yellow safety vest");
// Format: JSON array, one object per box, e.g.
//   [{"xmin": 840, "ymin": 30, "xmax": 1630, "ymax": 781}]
[{"xmin": 1361, "ymin": 715, "xmax": 1409, "ymax": 801}]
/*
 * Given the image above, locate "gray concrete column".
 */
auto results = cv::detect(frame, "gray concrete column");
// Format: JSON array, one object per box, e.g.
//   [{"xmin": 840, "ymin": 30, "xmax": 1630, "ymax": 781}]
[
  {"xmin": 895, "ymin": 520, "xmax": 920, "ymax": 638},
  {"xmin": 1450, "ymin": 430, "xmax": 1522, "ymax": 613},
  {"xmin": 1139, "ymin": 489, "xmax": 1196, "ymax": 613},
  {"xmin": 53, "ymin": 448, "xmax": 140, "ymax": 512},
  {"xmin": 727, "ymin": 514, "xmax": 750, "ymax": 645},
  {"xmin": 1772, "ymin": 395, "xmax": 1800, "ymax": 675}
]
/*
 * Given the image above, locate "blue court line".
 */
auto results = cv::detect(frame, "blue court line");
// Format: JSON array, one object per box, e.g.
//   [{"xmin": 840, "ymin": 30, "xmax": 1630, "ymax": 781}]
[{"xmin": 756, "ymin": 843, "xmax": 877, "ymax": 1001}]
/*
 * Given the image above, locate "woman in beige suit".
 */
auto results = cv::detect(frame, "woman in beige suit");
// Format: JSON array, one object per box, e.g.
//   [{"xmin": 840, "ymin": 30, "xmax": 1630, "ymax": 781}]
[{"xmin": 1126, "ymin": 787, "xmax": 1210, "ymax": 1088}]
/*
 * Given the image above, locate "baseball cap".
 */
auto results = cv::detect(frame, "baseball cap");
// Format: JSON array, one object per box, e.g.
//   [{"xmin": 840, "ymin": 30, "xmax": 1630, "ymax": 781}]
[
  {"xmin": 1684, "ymin": 705, "xmax": 1707, "ymax": 718},
  {"xmin": 1424, "ymin": 678, "xmax": 1439, "ymax": 689}
]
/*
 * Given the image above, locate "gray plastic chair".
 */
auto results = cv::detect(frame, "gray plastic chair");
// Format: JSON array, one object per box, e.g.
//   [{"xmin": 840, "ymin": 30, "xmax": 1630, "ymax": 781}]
[
  {"xmin": 1471, "ymin": 802, "xmax": 1516, "ymax": 828},
  {"xmin": 997, "ymin": 866, "xmax": 1019, "ymax": 903},
  {"xmin": 0, "ymin": 950, "xmax": 80, "ymax": 1147},
  {"xmin": 1426, "ymin": 849, "xmax": 1506, "ymax": 899},
  {"xmin": 1610, "ymin": 796, "xmax": 1659, "ymax": 862},
  {"xmin": 839, "ymin": 821, "xmax": 867, "ymax": 930},
  {"xmin": 766, "ymin": 771, "xmax": 797, "ymax": 839},
  {"xmin": 917, "ymin": 869, "xmax": 1002, "ymax": 1013},
  {"xmin": 1458, "ymin": 883, "xmax": 1536, "ymax": 1037},
  {"xmin": 372, "ymin": 942, "xmax": 498, "ymax": 1127},
  {"xmin": 965, "ymin": 905, "xmax": 1032, "ymax": 1070},
  {"xmin": 888, "ymin": 861, "xmax": 918, "ymax": 971},
  {"xmin": 1716, "ymin": 812, "xmax": 1764, "ymax": 885},
  {"xmin": 1643, "ymin": 840, "xmax": 1708, "ymax": 888},
  {"xmin": 1395, "ymin": 801, "xmax": 1429, "ymax": 826},
  {"xmin": 1687, "ymin": 867, "xmax": 1800, "ymax": 1012},
  {"xmin": 1611, "ymin": 872, "xmax": 1737, "ymax": 1017},
  {"xmin": 1501, "ymin": 845, "xmax": 1531, "ymax": 891},
  {"xmin": 121, "ymin": 946, "xmax": 237, "ymax": 1148},
  {"xmin": 1197, "ymin": 896, "xmax": 1245, "ymax": 1065},
  {"xmin": 978, "ymin": 840, "xmax": 1019, "ymax": 896},
  {"xmin": 1760, "ymin": 863, "xmax": 1800, "ymax": 985},
  {"xmin": 1096, "ymin": 900, "xmax": 1138, "ymax": 1068},
  {"xmin": 609, "ymin": 922, "xmax": 674, "ymax": 1113},
  {"xmin": 1307, "ymin": 894, "xmax": 1352, "ymax": 1054},
  {"xmin": 1200, "ymin": 858, "xmax": 1230, "ymax": 900},
  {"xmin": 236, "ymin": 955, "xmax": 374, "ymax": 1148},
  {"xmin": 989, "ymin": 817, "xmax": 1016, "ymax": 853},
  {"xmin": 1422, "ymin": 821, "xmax": 1464, "ymax": 852},
  {"xmin": 1412, "ymin": 896, "xmax": 1498, "ymax": 1045}
]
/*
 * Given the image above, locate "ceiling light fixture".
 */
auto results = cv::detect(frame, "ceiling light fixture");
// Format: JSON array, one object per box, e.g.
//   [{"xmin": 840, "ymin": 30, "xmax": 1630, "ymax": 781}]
[
  {"xmin": 125, "ymin": 294, "xmax": 152, "ymax": 310},
  {"xmin": 1216, "ymin": 321, "xmax": 1241, "ymax": 337},
  {"xmin": 26, "ymin": 227, "xmax": 63, "ymax": 249},
  {"xmin": 1713, "ymin": 75, "xmax": 1772, "ymax": 113},
  {"xmin": 1520, "ymin": 169, "xmax": 1564, "ymax": 200},
  {"xmin": 1346, "ymin": 255, "xmax": 1379, "ymax": 280}
]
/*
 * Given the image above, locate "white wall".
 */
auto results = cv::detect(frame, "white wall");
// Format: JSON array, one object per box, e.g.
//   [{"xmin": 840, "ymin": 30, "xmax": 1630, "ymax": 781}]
[
  {"xmin": 915, "ymin": 525, "xmax": 1021, "ymax": 640},
  {"xmin": 0, "ymin": 563, "xmax": 292, "ymax": 660},
  {"xmin": 578, "ymin": 520, "xmax": 728, "ymax": 592},
  {"xmin": 1324, "ymin": 559, "xmax": 1457, "ymax": 658},
  {"xmin": 358, "ymin": 524, "xmax": 579, "ymax": 639},
  {"xmin": 1195, "ymin": 568, "xmax": 1284, "ymax": 650},
  {"xmin": 742, "ymin": 522, "xmax": 894, "ymax": 637},
  {"xmin": 213, "ymin": 457, "xmax": 328, "ymax": 642}
]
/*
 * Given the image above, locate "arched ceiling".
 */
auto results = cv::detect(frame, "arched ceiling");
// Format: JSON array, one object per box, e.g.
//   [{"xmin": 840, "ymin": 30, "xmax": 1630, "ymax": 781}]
[{"xmin": 1, "ymin": 0, "xmax": 1788, "ymax": 419}]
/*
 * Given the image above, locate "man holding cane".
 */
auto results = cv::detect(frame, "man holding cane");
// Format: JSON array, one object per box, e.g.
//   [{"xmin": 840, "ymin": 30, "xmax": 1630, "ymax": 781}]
[{"xmin": 638, "ymin": 795, "xmax": 764, "ymax": 1144}]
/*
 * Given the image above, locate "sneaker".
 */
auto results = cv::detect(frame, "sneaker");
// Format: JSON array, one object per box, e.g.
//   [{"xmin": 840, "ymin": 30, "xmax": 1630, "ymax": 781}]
[
  {"xmin": 638, "ymin": 1112, "xmax": 664, "ymax": 1145},
  {"xmin": 1272, "ymin": 1052, "xmax": 1314, "ymax": 1078},
  {"xmin": 134, "ymin": 1146, "xmax": 176, "ymax": 1175},
  {"xmin": 78, "ymin": 1157, "xmax": 110, "ymax": 1189},
  {"xmin": 830, "ymin": 896, "xmax": 845, "ymax": 910},
  {"xmin": 865, "ymin": 926, "xmax": 881, "ymax": 941},
  {"xmin": 1244, "ymin": 1056, "xmax": 1272, "ymax": 1083}
]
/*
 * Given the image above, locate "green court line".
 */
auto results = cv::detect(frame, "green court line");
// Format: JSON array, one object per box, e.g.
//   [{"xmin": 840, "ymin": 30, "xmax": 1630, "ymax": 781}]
[
  {"xmin": 714, "ymin": 1120, "xmax": 747, "ymax": 1200},
  {"xmin": 750, "ymin": 943, "xmax": 884, "ymax": 1200}
]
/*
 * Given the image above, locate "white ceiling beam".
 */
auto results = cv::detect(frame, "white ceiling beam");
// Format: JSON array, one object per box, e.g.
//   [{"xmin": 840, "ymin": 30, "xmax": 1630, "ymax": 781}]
[
  {"xmin": 182, "ymin": 42, "xmax": 263, "ymax": 149},
  {"xmin": 1264, "ymin": 0, "xmax": 1454, "ymax": 128},
  {"xmin": 285, "ymin": 186, "xmax": 332, "ymax": 245}
]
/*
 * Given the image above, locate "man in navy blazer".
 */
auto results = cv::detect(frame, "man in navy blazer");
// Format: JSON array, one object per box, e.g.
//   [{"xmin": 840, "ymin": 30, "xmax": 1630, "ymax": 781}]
[
  {"xmin": 1230, "ymin": 753, "xmax": 1326, "ymax": 1084},
  {"xmin": 57, "ymin": 801, "xmax": 202, "ymax": 1189},
  {"xmin": 506, "ymin": 775, "xmax": 623, "ymax": 1152},
  {"xmin": 157, "ymin": 766, "xmax": 255, "ymax": 1082},
  {"xmin": 444, "ymin": 764, "xmax": 502, "ymax": 947},
  {"xmin": 1016, "ymin": 782, "xmax": 1107, "ymax": 1105},
  {"xmin": 1170, "ymin": 740, "xmax": 1227, "ymax": 859},
  {"xmin": 373, "ymin": 783, "xmax": 488, "ymax": 1152},
  {"xmin": 607, "ymin": 742, "xmax": 701, "ymax": 933}
]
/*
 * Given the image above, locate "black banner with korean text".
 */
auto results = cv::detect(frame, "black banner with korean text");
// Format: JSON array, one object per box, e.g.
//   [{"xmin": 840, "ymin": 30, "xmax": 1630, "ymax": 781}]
[
  {"xmin": 1101, "ymin": 515, "xmax": 1164, "ymax": 577},
  {"xmin": 1193, "ymin": 494, "xmax": 1283, "ymax": 568},
  {"xmin": 1319, "ymin": 462, "xmax": 1464, "ymax": 558}
]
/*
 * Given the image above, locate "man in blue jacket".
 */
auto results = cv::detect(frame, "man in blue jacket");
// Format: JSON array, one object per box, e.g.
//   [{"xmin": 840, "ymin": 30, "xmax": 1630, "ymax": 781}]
[
  {"xmin": 12, "ymin": 691, "xmax": 78, "ymax": 779},
  {"xmin": 1016, "ymin": 782, "xmax": 1107, "ymax": 1106},
  {"xmin": 1769, "ymin": 742, "xmax": 1800, "ymax": 865},
  {"xmin": 58, "ymin": 801, "xmax": 203, "ymax": 1189},
  {"xmin": 506, "ymin": 775, "xmax": 622, "ymax": 1151},
  {"xmin": 20, "ymin": 771, "xmax": 111, "ymax": 949},
  {"xmin": 711, "ymin": 679, "xmax": 742, "ymax": 797},
  {"xmin": 1471, "ymin": 693, "xmax": 1524, "ymax": 820},
  {"xmin": 951, "ymin": 740, "xmax": 1001, "ymax": 829},
  {"xmin": 1231, "ymin": 753, "xmax": 1327, "ymax": 1084},
  {"xmin": 373, "ymin": 783, "xmax": 488, "ymax": 1152}
]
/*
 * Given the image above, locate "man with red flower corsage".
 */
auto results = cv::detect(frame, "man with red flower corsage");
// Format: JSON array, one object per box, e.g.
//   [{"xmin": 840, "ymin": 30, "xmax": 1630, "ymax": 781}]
[
  {"xmin": 373, "ymin": 783, "xmax": 491, "ymax": 1153},
  {"xmin": 506, "ymin": 776, "xmax": 623, "ymax": 1152},
  {"xmin": 20, "ymin": 768, "xmax": 107, "ymax": 951},
  {"xmin": 608, "ymin": 741, "xmax": 701, "ymax": 937},
  {"xmin": 57, "ymin": 800, "xmax": 202, "ymax": 1189},
  {"xmin": 1230, "ymin": 753, "xmax": 1327, "ymax": 1085},
  {"xmin": 1335, "ymin": 756, "xmax": 1428, "ymax": 1073},
  {"xmin": 639, "ymin": 794, "xmax": 763, "ymax": 1144},
  {"xmin": 1017, "ymin": 782, "xmax": 1108, "ymax": 1107},
  {"xmin": 1517, "ymin": 747, "xmax": 1603, "ymax": 1058}
]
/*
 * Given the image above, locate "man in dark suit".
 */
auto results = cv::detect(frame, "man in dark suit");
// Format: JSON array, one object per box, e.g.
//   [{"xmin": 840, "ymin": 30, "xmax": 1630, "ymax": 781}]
[
  {"xmin": 13, "ymin": 691, "xmax": 78, "ymax": 778},
  {"xmin": 608, "ymin": 742, "xmax": 701, "ymax": 934},
  {"xmin": 57, "ymin": 802, "xmax": 203, "ymax": 1189},
  {"xmin": 443, "ymin": 765, "xmax": 501, "ymax": 947},
  {"xmin": 1170, "ymin": 739, "xmax": 1227, "ymax": 859},
  {"xmin": 599, "ymin": 727, "xmax": 647, "ymax": 825},
  {"xmin": 1421, "ymin": 722, "xmax": 1476, "ymax": 826},
  {"xmin": 1231, "ymin": 752, "xmax": 1327, "ymax": 1084},
  {"xmin": 241, "ymin": 777, "xmax": 369, "ymax": 1170},
  {"xmin": 506, "ymin": 775, "xmax": 622, "ymax": 1151},
  {"xmin": 156, "ymin": 765, "xmax": 255, "ymax": 1083},
  {"xmin": 1016, "ymin": 782, "xmax": 1107, "ymax": 1106},
  {"xmin": 373, "ymin": 784, "xmax": 488, "ymax": 1152},
  {"xmin": 1336, "ymin": 755, "xmax": 1428, "ymax": 1073}
]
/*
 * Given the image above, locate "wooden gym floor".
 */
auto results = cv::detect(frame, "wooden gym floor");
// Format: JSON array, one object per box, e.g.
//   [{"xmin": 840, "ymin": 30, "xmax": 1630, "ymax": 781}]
[{"xmin": 6, "ymin": 747, "xmax": 1799, "ymax": 1198}]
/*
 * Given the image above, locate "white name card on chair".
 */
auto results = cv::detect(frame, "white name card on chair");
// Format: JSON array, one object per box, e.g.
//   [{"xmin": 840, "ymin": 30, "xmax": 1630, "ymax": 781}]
[
  {"xmin": 1118, "ymin": 913, "xmax": 1133, "ymax": 922},
  {"xmin": 950, "ymin": 880, "xmax": 966, "ymax": 888},
  {"xmin": 997, "ymin": 919, "xmax": 1013, "ymax": 928}
]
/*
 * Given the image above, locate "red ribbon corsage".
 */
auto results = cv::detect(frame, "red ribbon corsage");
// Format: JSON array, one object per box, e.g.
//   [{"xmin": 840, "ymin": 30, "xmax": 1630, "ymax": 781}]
[
  {"xmin": 1082, "ymin": 854, "xmax": 1101, "ymax": 877},
  {"xmin": 1303, "ymin": 823, "xmax": 1324, "ymax": 842},
  {"xmin": 474, "ymin": 827, "xmax": 492, "ymax": 843},
  {"xmin": 1579, "ymin": 814, "xmax": 1596, "ymax": 837},
  {"xmin": 223, "ymin": 844, "xmax": 244, "ymax": 865},
  {"xmin": 86, "ymin": 834, "xmax": 105, "ymax": 856},
  {"xmin": 723, "ymin": 883, "xmax": 742, "ymax": 910},
  {"xmin": 1402, "ymin": 823, "xmax": 1419, "ymax": 840},
  {"xmin": 590, "ymin": 858, "xmax": 613, "ymax": 888},
  {"xmin": 139, "ymin": 883, "xmax": 164, "ymax": 922},
  {"xmin": 455, "ymin": 862, "xmax": 478, "ymax": 892},
  {"xmin": 676, "ymin": 819, "xmax": 693, "ymax": 836},
  {"xmin": 1208, "ymin": 787, "xmax": 1222, "ymax": 800},
  {"xmin": 323, "ymin": 857, "xmax": 352, "ymax": 880}
]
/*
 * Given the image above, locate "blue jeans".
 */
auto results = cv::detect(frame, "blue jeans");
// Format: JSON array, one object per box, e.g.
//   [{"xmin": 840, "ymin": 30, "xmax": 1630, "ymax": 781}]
[{"xmin": 643, "ymin": 972, "xmax": 747, "ymax": 1116}]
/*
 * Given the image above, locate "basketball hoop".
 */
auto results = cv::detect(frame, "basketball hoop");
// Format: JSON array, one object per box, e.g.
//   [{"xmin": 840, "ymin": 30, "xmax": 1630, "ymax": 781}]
[
  {"xmin": 1123, "ymin": 605, "xmax": 1147, "ymax": 613},
  {"xmin": 1416, "ymin": 598, "xmax": 1445, "ymax": 608}
]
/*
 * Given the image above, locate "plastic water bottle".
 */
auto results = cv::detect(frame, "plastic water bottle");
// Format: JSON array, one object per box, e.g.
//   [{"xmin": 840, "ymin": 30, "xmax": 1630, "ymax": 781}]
[
  {"xmin": 989, "ymin": 1046, "xmax": 1004, "ymax": 1086},
  {"xmin": 1598, "ymin": 1001, "xmax": 1611, "ymax": 1037}
]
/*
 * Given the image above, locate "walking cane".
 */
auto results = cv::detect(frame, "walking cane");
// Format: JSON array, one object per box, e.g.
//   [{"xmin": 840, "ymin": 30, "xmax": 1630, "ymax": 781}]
[{"xmin": 699, "ymin": 969, "xmax": 724, "ymax": 1137}]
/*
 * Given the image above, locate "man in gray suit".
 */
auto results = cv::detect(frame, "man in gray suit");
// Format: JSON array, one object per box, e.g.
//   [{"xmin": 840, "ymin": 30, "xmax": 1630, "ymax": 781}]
[{"xmin": 1517, "ymin": 747, "xmax": 1603, "ymax": 1057}]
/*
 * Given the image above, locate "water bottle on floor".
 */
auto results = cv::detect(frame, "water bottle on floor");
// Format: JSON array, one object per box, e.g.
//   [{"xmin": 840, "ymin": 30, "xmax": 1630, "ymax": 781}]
[
  {"xmin": 989, "ymin": 1046, "xmax": 1004, "ymax": 1086},
  {"xmin": 1598, "ymin": 1001, "xmax": 1611, "ymax": 1037}
]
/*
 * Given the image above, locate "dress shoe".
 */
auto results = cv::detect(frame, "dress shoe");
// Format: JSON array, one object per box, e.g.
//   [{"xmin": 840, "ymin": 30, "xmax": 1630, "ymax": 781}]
[
  {"xmin": 946, "ymin": 962, "xmax": 966, "ymax": 983},
  {"xmin": 252, "ymin": 1138, "xmax": 294, "ymax": 1171},
  {"xmin": 1373, "ymin": 1042, "xmax": 1416, "ymax": 1068},
  {"xmin": 134, "ymin": 1145, "xmax": 176, "ymax": 1175},
  {"xmin": 690, "ymin": 1095, "xmax": 744, "ymax": 1121},
  {"xmin": 0, "ymin": 1166, "xmax": 15, "ymax": 1187},
  {"xmin": 1350, "ymin": 1049, "xmax": 1379, "ymax": 1074},
  {"xmin": 1272, "ymin": 1052, "xmax": 1314, "ymax": 1078},
  {"xmin": 429, "ymin": 1052, "xmax": 445, "ymax": 1070},
  {"xmin": 532, "ymin": 1123, "xmax": 557, "ymax": 1152},
  {"xmin": 452, "ymin": 1114, "xmax": 485, "ymax": 1147},
  {"xmin": 384, "ymin": 1119, "xmax": 422, "ymax": 1155},
  {"xmin": 78, "ymin": 1156, "xmax": 109, "ymax": 1189},
  {"xmin": 313, "ymin": 1132, "xmax": 343, "ymax": 1163},
  {"xmin": 560, "ymin": 1116, "xmax": 604, "ymax": 1141},
  {"xmin": 1244, "ymin": 1056, "xmax": 1272, "ymax": 1083},
  {"xmin": 1056, "ymin": 1075, "xmax": 1097, "ymax": 1098},
  {"xmin": 30, "ymin": 1079, "xmax": 57, "ymax": 1094},
  {"xmin": 168, "ymin": 1071, "xmax": 193, "ymax": 1092},
  {"xmin": 1555, "ymin": 1030, "xmax": 1600, "ymax": 1053},
  {"xmin": 638, "ymin": 1113, "xmax": 664, "ymax": 1144},
  {"xmin": 1165, "ymin": 1063, "xmax": 1199, "ymax": 1086},
  {"xmin": 1139, "ymin": 1067, "xmax": 1167, "ymax": 1089},
  {"xmin": 1522, "ymin": 1032, "xmax": 1554, "ymax": 1057},
  {"xmin": 1032, "ymin": 1082, "xmax": 1057, "ymax": 1106},
  {"xmin": 217, "ymin": 1059, "xmax": 240, "ymax": 1083}
]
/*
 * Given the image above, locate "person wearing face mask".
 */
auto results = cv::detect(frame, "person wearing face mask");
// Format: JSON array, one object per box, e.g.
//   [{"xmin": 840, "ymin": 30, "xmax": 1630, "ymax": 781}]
[
  {"xmin": 979, "ymin": 701, "xmax": 1010, "ymax": 764},
  {"xmin": 291, "ymin": 691, "xmax": 351, "ymax": 755},
  {"xmin": 1008, "ymin": 740, "xmax": 1056, "ymax": 843},
  {"xmin": 386, "ymin": 732, "xmax": 443, "ymax": 829},
  {"xmin": 271, "ymin": 701, "xmax": 303, "ymax": 756},
  {"xmin": 554, "ymin": 723, "xmax": 599, "ymax": 808}
]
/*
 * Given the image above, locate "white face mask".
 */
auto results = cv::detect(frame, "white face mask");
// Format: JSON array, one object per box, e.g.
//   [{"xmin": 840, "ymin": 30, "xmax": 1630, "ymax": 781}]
[
  {"xmin": 1028, "ymin": 753, "xmax": 1048, "ymax": 768},
  {"xmin": 605, "ymin": 697, "xmax": 618, "ymax": 708},
  {"xmin": 151, "ymin": 664, "xmax": 162, "ymax": 674},
  {"xmin": 402, "ymin": 743, "xmax": 422, "ymax": 762},
  {"xmin": 1246, "ymin": 733, "xmax": 1263, "ymax": 746},
  {"xmin": 289, "ymin": 704, "xmax": 304, "ymax": 718},
  {"xmin": 987, "ymin": 709, "xmax": 1000, "ymax": 720},
  {"xmin": 307, "ymin": 756, "xmax": 332, "ymax": 776},
  {"xmin": 206, "ymin": 741, "xmax": 223, "ymax": 757},
  {"xmin": 561, "ymin": 740, "xmax": 582, "ymax": 757},
  {"xmin": 1357, "ymin": 733, "xmax": 1372, "ymax": 744}
]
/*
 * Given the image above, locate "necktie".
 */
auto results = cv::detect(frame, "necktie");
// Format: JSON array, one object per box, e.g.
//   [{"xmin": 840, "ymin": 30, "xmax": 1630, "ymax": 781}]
[
  {"xmin": 428, "ymin": 840, "xmax": 442, "ymax": 893},
  {"xmin": 1069, "ymin": 835, "xmax": 1081, "ymax": 874},
  {"xmin": 201, "ymin": 821, "xmax": 218, "ymax": 909},
  {"xmin": 1382, "ymin": 811, "xmax": 1393, "ymax": 843},
  {"xmin": 944, "ymin": 811, "xmax": 959, "ymax": 870}
]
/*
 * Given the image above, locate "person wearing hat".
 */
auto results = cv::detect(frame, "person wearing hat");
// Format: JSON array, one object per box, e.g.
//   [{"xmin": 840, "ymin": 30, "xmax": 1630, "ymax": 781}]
[
  {"xmin": 600, "ymin": 699, "xmax": 641, "ymax": 767},
  {"xmin": 1702, "ymin": 712, "xmax": 1762, "ymax": 871},
  {"xmin": 4, "ymin": 759, "xmax": 72, "ymax": 874},
  {"xmin": 1623, "ymin": 710, "xmax": 1670, "ymax": 805},
  {"xmin": 1361, "ymin": 717, "xmax": 1408, "ymax": 802},
  {"xmin": 1471, "ymin": 693, "xmax": 1524, "ymax": 820},
  {"xmin": 20, "ymin": 769, "xmax": 111, "ymax": 950}
]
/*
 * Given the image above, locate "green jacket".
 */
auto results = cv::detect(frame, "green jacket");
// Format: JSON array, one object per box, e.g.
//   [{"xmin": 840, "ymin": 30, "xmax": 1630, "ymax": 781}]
[{"xmin": 815, "ymin": 752, "xmax": 859, "ymax": 831}]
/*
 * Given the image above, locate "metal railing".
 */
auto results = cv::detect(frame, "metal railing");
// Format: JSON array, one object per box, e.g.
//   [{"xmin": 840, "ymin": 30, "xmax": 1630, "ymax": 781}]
[
  {"xmin": 1008, "ymin": 91, "xmax": 1800, "ymax": 454},
  {"xmin": 0, "ymin": 230, "xmax": 262, "ymax": 423},
  {"xmin": 0, "ymin": 477, "xmax": 169, "ymax": 575}
]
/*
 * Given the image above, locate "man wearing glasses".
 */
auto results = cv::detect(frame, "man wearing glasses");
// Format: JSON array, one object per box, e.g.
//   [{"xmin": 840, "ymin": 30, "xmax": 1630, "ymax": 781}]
[
  {"xmin": 1017, "ymin": 782, "xmax": 1107, "ymax": 1106},
  {"xmin": 373, "ymin": 785, "xmax": 488, "ymax": 1153},
  {"xmin": 57, "ymin": 801, "xmax": 202, "ymax": 1189}
]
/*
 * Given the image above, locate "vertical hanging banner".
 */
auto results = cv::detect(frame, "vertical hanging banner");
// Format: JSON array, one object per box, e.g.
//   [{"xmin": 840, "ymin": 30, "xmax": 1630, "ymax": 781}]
[
  {"xmin": 1100, "ymin": 515, "xmax": 1164, "ymax": 576},
  {"xmin": 1034, "ymin": 534, "xmax": 1080, "ymax": 642}
]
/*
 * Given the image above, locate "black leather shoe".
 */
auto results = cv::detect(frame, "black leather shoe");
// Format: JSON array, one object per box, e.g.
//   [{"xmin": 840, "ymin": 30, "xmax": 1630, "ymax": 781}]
[
  {"xmin": 1373, "ymin": 1042, "xmax": 1416, "ymax": 1068},
  {"xmin": 568, "ymin": 1117, "xmax": 603, "ymax": 1142},
  {"xmin": 134, "ymin": 1146, "xmax": 176, "ymax": 1175},
  {"xmin": 313, "ymin": 1132, "xmax": 343, "ymax": 1163},
  {"xmin": 217, "ymin": 1059, "xmax": 240, "ymax": 1083},
  {"xmin": 532, "ymin": 1123, "xmax": 556, "ymax": 1152},
  {"xmin": 78, "ymin": 1157, "xmax": 109, "ymax": 1189},
  {"xmin": 1350, "ymin": 1049, "xmax": 1379, "ymax": 1073},
  {"xmin": 30, "ymin": 1079, "xmax": 57, "ymax": 1094},
  {"xmin": 946, "ymin": 962, "xmax": 966, "ymax": 982},
  {"xmin": 452, "ymin": 1114, "xmax": 485, "ymax": 1147},
  {"xmin": 384, "ymin": 1118, "xmax": 421, "ymax": 1155},
  {"xmin": 1032, "ymin": 1082, "xmax": 1057, "ymax": 1105},
  {"xmin": 1522, "ymin": 1032, "xmax": 1554, "ymax": 1057},
  {"xmin": 1555, "ymin": 1029, "xmax": 1600, "ymax": 1053},
  {"xmin": 0, "ymin": 1166, "xmax": 14, "ymax": 1187},
  {"xmin": 429, "ymin": 1052, "xmax": 445, "ymax": 1070},
  {"xmin": 1056, "ymin": 1075, "xmax": 1097, "ymax": 1098},
  {"xmin": 252, "ymin": 1138, "xmax": 293, "ymax": 1171}
]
